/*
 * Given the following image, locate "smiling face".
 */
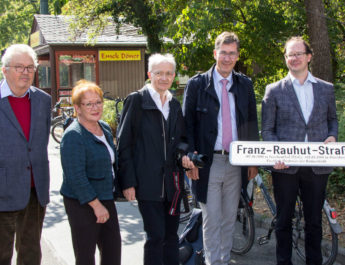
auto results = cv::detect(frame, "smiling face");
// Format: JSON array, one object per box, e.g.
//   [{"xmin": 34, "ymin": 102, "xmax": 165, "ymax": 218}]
[
  {"xmin": 214, "ymin": 43, "xmax": 239, "ymax": 78},
  {"xmin": 75, "ymin": 90, "xmax": 103, "ymax": 124},
  {"xmin": 285, "ymin": 40, "xmax": 312, "ymax": 77},
  {"xmin": 148, "ymin": 62, "xmax": 175, "ymax": 95},
  {"xmin": 2, "ymin": 53, "xmax": 36, "ymax": 96}
]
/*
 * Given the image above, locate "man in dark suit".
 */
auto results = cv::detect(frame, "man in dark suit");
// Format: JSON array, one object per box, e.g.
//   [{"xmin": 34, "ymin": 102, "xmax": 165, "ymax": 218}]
[
  {"xmin": 0, "ymin": 44, "xmax": 51, "ymax": 265},
  {"xmin": 261, "ymin": 37, "xmax": 338, "ymax": 265},
  {"xmin": 183, "ymin": 32, "xmax": 259, "ymax": 265}
]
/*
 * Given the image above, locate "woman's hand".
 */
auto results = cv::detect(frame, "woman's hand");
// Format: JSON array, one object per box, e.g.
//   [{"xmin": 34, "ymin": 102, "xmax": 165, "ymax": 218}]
[
  {"xmin": 123, "ymin": 187, "xmax": 136, "ymax": 201},
  {"xmin": 88, "ymin": 199, "xmax": 110, "ymax": 223}
]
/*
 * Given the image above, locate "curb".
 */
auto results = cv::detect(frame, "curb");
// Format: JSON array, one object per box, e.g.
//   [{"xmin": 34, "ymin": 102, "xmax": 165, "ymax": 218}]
[{"xmin": 254, "ymin": 213, "xmax": 345, "ymax": 264}]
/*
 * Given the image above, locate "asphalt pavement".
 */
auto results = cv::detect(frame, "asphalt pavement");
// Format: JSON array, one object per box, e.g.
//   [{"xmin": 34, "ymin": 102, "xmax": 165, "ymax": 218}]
[{"xmin": 11, "ymin": 137, "xmax": 345, "ymax": 265}]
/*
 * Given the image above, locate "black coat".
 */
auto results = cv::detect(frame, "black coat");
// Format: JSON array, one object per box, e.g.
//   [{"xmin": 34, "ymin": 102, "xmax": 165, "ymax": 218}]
[
  {"xmin": 182, "ymin": 65, "xmax": 259, "ymax": 203},
  {"xmin": 117, "ymin": 86, "xmax": 185, "ymax": 203}
]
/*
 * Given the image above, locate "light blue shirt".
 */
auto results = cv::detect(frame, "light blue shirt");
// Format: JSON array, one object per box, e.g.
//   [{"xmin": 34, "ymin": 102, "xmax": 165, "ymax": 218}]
[
  {"xmin": 213, "ymin": 69, "xmax": 238, "ymax": 151},
  {"xmin": 289, "ymin": 71, "xmax": 316, "ymax": 141},
  {"xmin": 0, "ymin": 79, "xmax": 30, "ymax": 99}
]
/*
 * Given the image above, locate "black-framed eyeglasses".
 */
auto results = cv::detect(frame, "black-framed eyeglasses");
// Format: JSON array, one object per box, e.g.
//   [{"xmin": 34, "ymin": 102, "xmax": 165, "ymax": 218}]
[{"xmin": 7, "ymin": 65, "xmax": 36, "ymax": 73}]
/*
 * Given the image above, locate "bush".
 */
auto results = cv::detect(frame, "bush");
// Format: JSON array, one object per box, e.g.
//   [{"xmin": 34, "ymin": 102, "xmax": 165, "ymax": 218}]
[{"xmin": 102, "ymin": 99, "xmax": 118, "ymax": 136}]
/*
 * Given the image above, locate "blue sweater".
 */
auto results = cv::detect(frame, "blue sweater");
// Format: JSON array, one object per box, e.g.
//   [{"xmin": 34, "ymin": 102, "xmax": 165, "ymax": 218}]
[{"xmin": 60, "ymin": 119, "xmax": 116, "ymax": 204}]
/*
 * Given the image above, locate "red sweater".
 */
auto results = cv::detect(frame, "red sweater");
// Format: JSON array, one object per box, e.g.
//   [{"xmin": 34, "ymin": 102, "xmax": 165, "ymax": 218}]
[{"xmin": 8, "ymin": 94, "xmax": 34, "ymax": 187}]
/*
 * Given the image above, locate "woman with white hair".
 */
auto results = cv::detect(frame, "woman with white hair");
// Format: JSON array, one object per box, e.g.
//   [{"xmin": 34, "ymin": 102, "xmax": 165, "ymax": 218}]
[{"xmin": 117, "ymin": 53, "xmax": 194, "ymax": 265}]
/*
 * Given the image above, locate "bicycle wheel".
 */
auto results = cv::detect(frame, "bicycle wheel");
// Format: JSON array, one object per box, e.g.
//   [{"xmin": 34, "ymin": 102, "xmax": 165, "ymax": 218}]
[
  {"xmin": 51, "ymin": 122, "xmax": 64, "ymax": 144},
  {"xmin": 51, "ymin": 115, "xmax": 63, "ymax": 126},
  {"xmin": 231, "ymin": 194, "xmax": 255, "ymax": 255},
  {"xmin": 292, "ymin": 199, "xmax": 338, "ymax": 265}
]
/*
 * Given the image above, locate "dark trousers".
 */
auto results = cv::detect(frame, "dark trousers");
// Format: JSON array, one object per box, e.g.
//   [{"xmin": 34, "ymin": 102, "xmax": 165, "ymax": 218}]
[
  {"xmin": 272, "ymin": 167, "xmax": 328, "ymax": 265},
  {"xmin": 0, "ymin": 188, "xmax": 46, "ymax": 265},
  {"xmin": 63, "ymin": 197, "xmax": 121, "ymax": 265},
  {"xmin": 138, "ymin": 200, "xmax": 180, "ymax": 265}
]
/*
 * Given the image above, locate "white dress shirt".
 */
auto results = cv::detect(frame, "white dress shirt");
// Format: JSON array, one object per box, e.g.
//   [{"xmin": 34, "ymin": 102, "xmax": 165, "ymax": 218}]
[
  {"xmin": 289, "ymin": 72, "xmax": 316, "ymax": 141},
  {"xmin": 147, "ymin": 84, "xmax": 173, "ymax": 120},
  {"xmin": 213, "ymin": 69, "xmax": 238, "ymax": 151}
]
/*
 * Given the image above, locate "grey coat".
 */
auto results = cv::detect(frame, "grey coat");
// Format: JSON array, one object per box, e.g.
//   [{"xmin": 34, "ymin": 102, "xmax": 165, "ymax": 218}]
[
  {"xmin": 0, "ymin": 84, "xmax": 51, "ymax": 211},
  {"xmin": 261, "ymin": 75, "xmax": 338, "ymax": 175}
]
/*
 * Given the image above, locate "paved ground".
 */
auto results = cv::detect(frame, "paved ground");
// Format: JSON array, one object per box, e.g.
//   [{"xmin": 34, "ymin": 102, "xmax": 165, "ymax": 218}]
[{"xmin": 11, "ymin": 137, "xmax": 345, "ymax": 265}]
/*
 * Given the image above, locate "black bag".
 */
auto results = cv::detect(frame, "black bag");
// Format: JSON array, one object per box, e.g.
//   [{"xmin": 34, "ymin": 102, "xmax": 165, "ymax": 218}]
[{"xmin": 179, "ymin": 208, "xmax": 205, "ymax": 265}]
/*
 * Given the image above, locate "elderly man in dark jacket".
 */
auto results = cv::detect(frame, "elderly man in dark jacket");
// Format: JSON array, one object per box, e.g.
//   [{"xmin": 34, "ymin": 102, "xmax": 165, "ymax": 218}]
[{"xmin": 117, "ymin": 53, "xmax": 193, "ymax": 265}]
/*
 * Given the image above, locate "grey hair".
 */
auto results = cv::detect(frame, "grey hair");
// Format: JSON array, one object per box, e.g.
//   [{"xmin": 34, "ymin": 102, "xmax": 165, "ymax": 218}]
[
  {"xmin": 1, "ymin": 44, "xmax": 38, "ymax": 67},
  {"xmin": 148, "ymin": 53, "xmax": 176, "ymax": 72}
]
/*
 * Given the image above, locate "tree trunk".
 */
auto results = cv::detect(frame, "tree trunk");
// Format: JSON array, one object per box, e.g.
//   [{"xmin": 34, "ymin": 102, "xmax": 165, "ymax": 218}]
[{"xmin": 304, "ymin": 0, "xmax": 333, "ymax": 82}]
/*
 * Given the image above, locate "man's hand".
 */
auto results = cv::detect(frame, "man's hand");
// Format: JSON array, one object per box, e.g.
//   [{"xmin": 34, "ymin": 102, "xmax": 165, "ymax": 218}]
[
  {"xmin": 186, "ymin": 167, "xmax": 199, "ymax": 180},
  {"xmin": 123, "ymin": 187, "xmax": 136, "ymax": 201},
  {"xmin": 324, "ymin": 136, "xmax": 336, "ymax": 144},
  {"xmin": 248, "ymin": 166, "xmax": 258, "ymax": 180},
  {"xmin": 273, "ymin": 161, "xmax": 289, "ymax": 170},
  {"xmin": 182, "ymin": 155, "xmax": 195, "ymax": 170}
]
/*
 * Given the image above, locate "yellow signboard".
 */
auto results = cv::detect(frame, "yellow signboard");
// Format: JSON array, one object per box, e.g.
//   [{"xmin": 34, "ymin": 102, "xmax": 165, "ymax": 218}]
[
  {"xmin": 99, "ymin": 50, "xmax": 141, "ymax": 61},
  {"xmin": 30, "ymin": 31, "xmax": 40, "ymax": 48}
]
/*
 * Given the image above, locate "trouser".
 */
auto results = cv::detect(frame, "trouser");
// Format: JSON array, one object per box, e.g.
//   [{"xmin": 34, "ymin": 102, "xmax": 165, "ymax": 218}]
[
  {"xmin": 272, "ymin": 167, "xmax": 328, "ymax": 265},
  {"xmin": 0, "ymin": 188, "xmax": 46, "ymax": 265},
  {"xmin": 138, "ymin": 200, "xmax": 180, "ymax": 265},
  {"xmin": 199, "ymin": 154, "xmax": 242, "ymax": 265},
  {"xmin": 63, "ymin": 197, "xmax": 121, "ymax": 265}
]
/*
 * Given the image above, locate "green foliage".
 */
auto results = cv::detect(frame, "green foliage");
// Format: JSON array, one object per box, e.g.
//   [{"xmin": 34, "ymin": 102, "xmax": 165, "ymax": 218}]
[
  {"xmin": 0, "ymin": 0, "xmax": 67, "ymax": 52},
  {"xmin": 0, "ymin": 0, "xmax": 38, "ymax": 50},
  {"xmin": 101, "ymin": 99, "xmax": 117, "ymax": 136},
  {"xmin": 62, "ymin": 0, "xmax": 166, "ymax": 53},
  {"xmin": 328, "ymin": 167, "xmax": 345, "ymax": 199},
  {"xmin": 335, "ymin": 83, "xmax": 345, "ymax": 142}
]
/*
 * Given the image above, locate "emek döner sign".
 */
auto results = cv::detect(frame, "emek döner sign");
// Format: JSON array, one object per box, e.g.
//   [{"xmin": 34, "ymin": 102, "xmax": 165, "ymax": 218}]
[
  {"xmin": 99, "ymin": 50, "xmax": 141, "ymax": 61},
  {"xmin": 229, "ymin": 141, "xmax": 345, "ymax": 166}
]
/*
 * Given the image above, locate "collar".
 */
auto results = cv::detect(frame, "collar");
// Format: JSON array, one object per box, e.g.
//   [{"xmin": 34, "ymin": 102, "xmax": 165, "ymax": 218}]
[
  {"xmin": 213, "ymin": 68, "xmax": 233, "ymax": 88},
  {"xmin": 147, "ymin": 84, "xmax": 173, "ymax": 103},
  {"xmin": 0, "ymin": 79, "xmax": 31, "ymax": 99},
  {"xmin": 289, "ymin": 71, "xmax": 317, "ymax": 86}
]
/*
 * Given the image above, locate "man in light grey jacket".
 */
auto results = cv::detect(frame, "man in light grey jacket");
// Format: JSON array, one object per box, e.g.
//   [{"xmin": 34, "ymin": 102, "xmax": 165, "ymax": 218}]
[
  {"xmin": 261, "ymin": 37, "xmax": 338, "ymax": 265},
  {"xmin": 0, "ymin": 44, "xmax": 51, "ymax": 265}
]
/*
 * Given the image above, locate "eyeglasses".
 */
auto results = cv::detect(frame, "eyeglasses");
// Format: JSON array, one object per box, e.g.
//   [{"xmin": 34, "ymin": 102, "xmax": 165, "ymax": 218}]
[
  {"xmin": 285, "ymin": 52, "xmax": 307, "ymax": 59},
  {"xmin": 151, "ymin": 71, "xmax": 175, "ymax": 80},
  {"xmin": 81, "ymin": 101, "xmax": 103, "ymax": 109},
  {"xmin": 7, "ymin": 65, "xmax": 36, "ymax": 73},
  {"xmin": 218, "ymin": 51, "xmax": 239, "ymax": 59}
]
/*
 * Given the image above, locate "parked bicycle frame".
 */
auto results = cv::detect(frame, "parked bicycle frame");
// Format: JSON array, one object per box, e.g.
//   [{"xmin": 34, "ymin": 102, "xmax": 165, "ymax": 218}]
[{"xmin": 232, "ymin": 172, "xmax": 342, "ymax": 265}]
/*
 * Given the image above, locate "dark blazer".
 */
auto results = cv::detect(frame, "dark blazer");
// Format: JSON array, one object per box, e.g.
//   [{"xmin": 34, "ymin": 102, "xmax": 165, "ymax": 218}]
[
  {"xmin": 183, "ymin": 65, "xmax": 259, "ymax": 203},
  {"xmin": 261, "ymin": 75, "xmax": 338, "ymax": 175},
  {"xmin": 117, "ymin": 86, "xmax": 185, "ymax": 202},
  {"xmin": 60, "ymin": 120, "xmax": 116, "ymax": 204},
  {"xmin": 0, "ymin": 83, "xmax": 51, "ymax": 211}
]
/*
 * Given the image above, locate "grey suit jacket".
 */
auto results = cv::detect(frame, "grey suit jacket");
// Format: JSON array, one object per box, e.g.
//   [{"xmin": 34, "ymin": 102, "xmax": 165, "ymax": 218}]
[
  {"xmin": 261, "ymin": 75, "xmax": 338, "ymax": 175},
  {"xmin": 0, "ymin": 82, "xmax": 51, "ymax": 211}
]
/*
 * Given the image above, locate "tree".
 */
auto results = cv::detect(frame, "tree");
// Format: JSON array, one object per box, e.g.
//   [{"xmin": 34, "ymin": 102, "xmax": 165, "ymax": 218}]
[
  {"xmin": 62, "ymin": 0, "xmax": 167, "ymax": 53},
  {"xmin": 304, "ymin": 0, "xmax": 333, "ymax": 82},
  {"xmin": 0, "ymin": 0, "xmax": 39, "ymax": 51}
]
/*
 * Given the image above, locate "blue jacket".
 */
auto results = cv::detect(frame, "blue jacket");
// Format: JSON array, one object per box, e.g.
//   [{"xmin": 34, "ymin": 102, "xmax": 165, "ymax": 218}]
[
  {"xmin": 183, "ymin": 65, "xmax": 259, "ymax": 203},
  {"xmin": 60, "ymin": 119, "xmax": 116, "ymax": 204},
  {"xmin": 0, "ymin": 83, "xmax": 51, "ymax": 211}
]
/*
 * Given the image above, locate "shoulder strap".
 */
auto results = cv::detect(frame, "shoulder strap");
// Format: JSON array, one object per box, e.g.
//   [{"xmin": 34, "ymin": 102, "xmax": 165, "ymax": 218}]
[{"xmin": 132, "ymin": 91, "xmax": 143, "ymax": 145}]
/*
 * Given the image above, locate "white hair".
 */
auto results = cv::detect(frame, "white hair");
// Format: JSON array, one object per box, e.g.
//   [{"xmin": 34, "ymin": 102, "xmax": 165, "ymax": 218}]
[
  {"xmin": 1, "ymin": 44, "xmax": 38, "ymax": 67},
  {"xmin": 148, "ymin": 53, "xmax": 176, "ymax": 72}
]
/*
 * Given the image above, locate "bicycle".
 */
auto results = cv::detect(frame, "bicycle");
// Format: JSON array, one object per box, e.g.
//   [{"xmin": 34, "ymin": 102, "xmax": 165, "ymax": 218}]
[
  {"xmin": 51, "ymin": 106, "xmax": 74, "ymax": 144},
  {"xmin": 232, "ymin": 172, "xmax": 342, "ymax": 265}
]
